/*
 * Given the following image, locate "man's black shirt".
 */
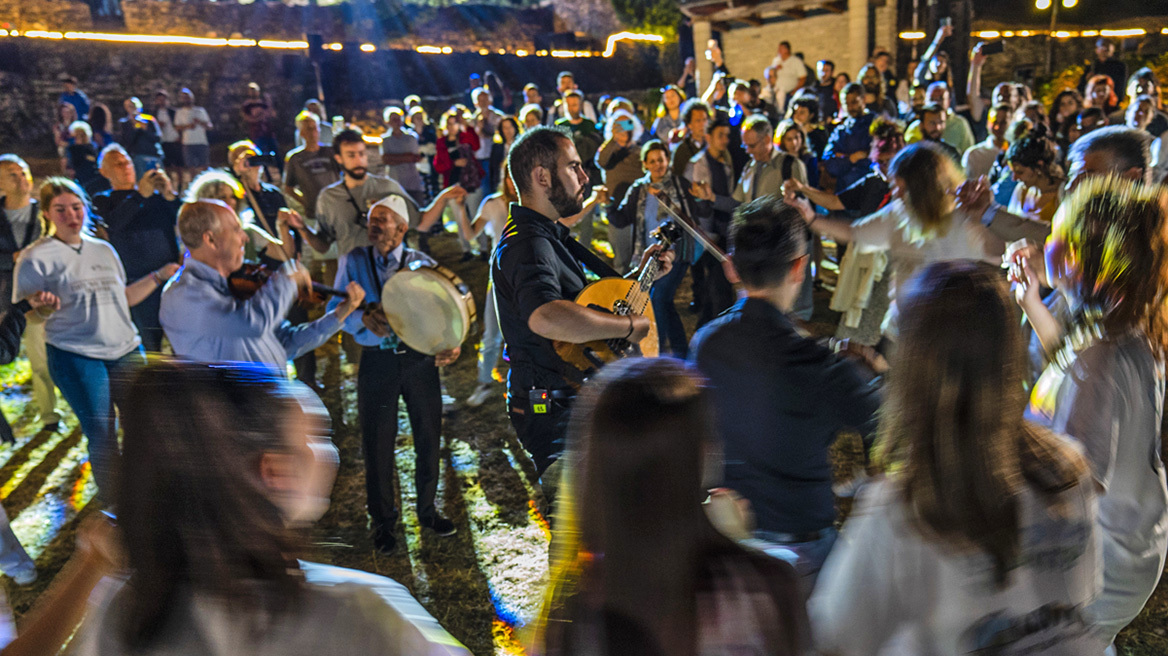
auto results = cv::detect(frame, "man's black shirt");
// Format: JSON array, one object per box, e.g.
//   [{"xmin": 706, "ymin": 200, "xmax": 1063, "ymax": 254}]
[
  {"xmin": 490, "ymin": 204, "xmax": 616, "ymax": 402},
  {"xmin": 91, "ymin": 189, "xmax": 181, "ymax": 279},
  {"xmin": 690, "ymin": 297, "xmax": 880, "ymax": 535}
]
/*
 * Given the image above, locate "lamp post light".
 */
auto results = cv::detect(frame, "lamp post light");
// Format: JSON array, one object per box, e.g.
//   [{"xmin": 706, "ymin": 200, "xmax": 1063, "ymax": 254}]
[{"xmin": 1038, "ymin": 0, "xmax": 1078, "ymax": 74}]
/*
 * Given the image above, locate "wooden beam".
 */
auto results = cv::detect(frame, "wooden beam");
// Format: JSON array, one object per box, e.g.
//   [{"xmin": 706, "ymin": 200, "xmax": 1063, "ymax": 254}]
[
  {"xmin": 741, "ymin": 13, "xmax": 764, "ymax": 26},
  {"xmin": 711, "ymin": 20, "xmax": 731, "ymax": 32},
  {"xmin": 823, "ymin": 1, "xmax": 846, "ymax": 13},
  {"xmin": 784, "ymin": 6, "xmax": 805, "ymax": 19}
]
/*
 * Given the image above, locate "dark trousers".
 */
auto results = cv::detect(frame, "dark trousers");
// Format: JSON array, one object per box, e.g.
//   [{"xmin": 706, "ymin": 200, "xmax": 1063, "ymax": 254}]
[
  {"xmin": 130, "ymin": 286, "xmax": 164, "ymax": 352},
  {"xmin": 508, "ymin": 396, "xmax": 571, "ymax": 478},
  {"xmin": 695, "ymin": 252, "xmax": 735, "ymax": 328},
  {"xmin": 287, "ymin": 304, "xmax": 316, "ymax": 386},
  {"xmin": 357, "ymin": 347, "xmax": 443, "ymax": 530}
]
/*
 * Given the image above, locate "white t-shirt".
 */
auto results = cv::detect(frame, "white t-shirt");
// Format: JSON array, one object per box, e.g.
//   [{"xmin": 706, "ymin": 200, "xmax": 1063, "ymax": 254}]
[
  {"xmin": 174, "ymin": 106, "xmax": 211, "ymax": 146},
  {"xmin": 1026, "ymin": 332, "xmax": 1168, "ymax": 641},
  {"xmin": 72, "ymin": 562, "xmax": 471, "ymax": 656},
  {"xmin": 14, "ymin": 235, "xmax": 141, "ymax": 359},
  {"xmin": 810, "ymin": 472, "xmax": 1101, "ymax": 655},
  {"xmin": 962, "ymin": 137, "xmax": 1001, "ymax": 180},
  {"xmin": 156, "ymin": 107, "xmax": 180, "ymax": 143},
  {"xmin": 769, "ymin": 54, "xmax": 807, "ymax": 94}
]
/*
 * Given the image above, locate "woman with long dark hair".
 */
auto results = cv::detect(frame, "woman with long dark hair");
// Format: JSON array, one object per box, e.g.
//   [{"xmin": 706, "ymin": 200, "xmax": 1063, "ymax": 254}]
[
  {"xmin": 1049, "ymin": 88, "xmax": 1083, "ymax": 148},
  {"xmin": 1014, "ymin": 176, "xmax": 1168, "ymax": 649},
  {"xmin": 1005, "ymin": 122, "xmax": 1064, "ymax": 225},
  {"xmin": 86, "ymin": 102, "xmax": 116, "ymax": 151},
  {"xmin": 71, "ymin": 361, "xmax": 465, "ymax": 654},
  {"xmin": 534, "ymin": 358, "xmax": 808, "ymax": 656},
  {"xmin": 810, "ymin": 261, "xmax": 1099, "ymax": 654}
]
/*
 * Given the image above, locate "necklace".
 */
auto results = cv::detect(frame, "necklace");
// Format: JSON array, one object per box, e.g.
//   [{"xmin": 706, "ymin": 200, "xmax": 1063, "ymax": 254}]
[{"xmin": 54, "ymin": 235, "xmax": 82, "ymax": 254}]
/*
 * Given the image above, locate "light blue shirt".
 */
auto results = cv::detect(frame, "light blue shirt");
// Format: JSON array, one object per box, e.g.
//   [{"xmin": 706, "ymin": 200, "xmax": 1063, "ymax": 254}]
[
  {"xmin": 160, "ymin": 257, "xmax": 342, "ymax": 371},
  {"xmin": 329, "ymin": 242, "xmax": 435, "ymax": 348}
]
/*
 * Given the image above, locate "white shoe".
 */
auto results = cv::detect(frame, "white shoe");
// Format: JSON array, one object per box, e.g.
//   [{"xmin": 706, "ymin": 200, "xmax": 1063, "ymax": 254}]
[
  {"xmin": 9, "ymin": 566, "xmax": 36, "ymax": 586},
  {"xmin": 467, "ymin": 384, "xmax": 493, "ymax": 408}
]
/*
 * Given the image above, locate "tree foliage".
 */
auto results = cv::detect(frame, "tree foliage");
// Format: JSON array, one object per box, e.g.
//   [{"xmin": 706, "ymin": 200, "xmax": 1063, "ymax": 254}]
[{"xmin": 609, "ymin": 0, "xmax": 683, "ymax": 39}]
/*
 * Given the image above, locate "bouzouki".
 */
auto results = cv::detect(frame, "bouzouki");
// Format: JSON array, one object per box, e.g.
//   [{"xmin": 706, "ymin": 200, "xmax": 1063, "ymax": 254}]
[{"xmin": 553, "ymin": 220, "xmax": 684, "ymax": 379}]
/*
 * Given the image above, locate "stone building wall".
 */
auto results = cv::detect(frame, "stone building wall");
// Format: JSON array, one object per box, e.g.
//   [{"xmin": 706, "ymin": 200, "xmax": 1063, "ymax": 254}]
[
  {"xmin": 0, "ymin": 38, "xmax": 666, "ymax": 154},
  {"xmin": 0, "ymin": 0, "xmax": 92, "ymax": 31}
]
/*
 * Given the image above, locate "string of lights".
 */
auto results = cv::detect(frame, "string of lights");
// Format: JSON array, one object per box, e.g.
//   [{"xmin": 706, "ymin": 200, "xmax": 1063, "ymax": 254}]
[
  {"xmin": 899, "ymin": 27, "xmax": 1163, "ymax": 40},
  {"xmin": 0, "ymin": 28, "xmax": 665, "ymax": 58}
]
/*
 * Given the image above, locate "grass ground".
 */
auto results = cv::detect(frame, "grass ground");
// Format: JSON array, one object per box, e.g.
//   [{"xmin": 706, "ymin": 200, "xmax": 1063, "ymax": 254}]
[{"xmin": 0, "ymin": 228, "xmax": 1164, "ymax": 655}]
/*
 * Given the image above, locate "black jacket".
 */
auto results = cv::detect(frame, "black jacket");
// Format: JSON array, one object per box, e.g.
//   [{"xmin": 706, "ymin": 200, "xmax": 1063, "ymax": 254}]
[{"xmin": 611, "ymin": 173, "xmax": 699, "ymax": 265}]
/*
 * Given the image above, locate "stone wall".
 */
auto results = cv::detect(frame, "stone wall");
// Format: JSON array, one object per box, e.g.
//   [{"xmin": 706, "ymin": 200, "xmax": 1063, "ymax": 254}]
[
  {"xmin": 0, "ymin": 38, "xmax": 667, "ymax": 155},
  {"xmin": 0, "ymin": 0, "xmax": 92, "ymax": 31}
]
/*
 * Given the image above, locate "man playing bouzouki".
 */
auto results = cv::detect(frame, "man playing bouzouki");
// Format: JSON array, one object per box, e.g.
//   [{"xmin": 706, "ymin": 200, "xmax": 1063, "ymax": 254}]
[{"xmin": 491, "ymin": 126, "xmax": 674, "ymax": 490}]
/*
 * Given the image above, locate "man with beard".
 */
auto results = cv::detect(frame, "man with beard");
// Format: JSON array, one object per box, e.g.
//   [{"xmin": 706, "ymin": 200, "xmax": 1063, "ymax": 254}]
[
  {"xmin": 909, "ymin": 103, "xmax": 963, "ymax": 165},
  {"xmin": 823, "ymin": 83, "xmax": 876, "ymax": 192},
  {"xmin": 286, "ymin": 129, "xmax": 466, "ymax": 259},
  {"xmin": 491, "ymin": 126, "xmax": 674, "ymax": 490}
]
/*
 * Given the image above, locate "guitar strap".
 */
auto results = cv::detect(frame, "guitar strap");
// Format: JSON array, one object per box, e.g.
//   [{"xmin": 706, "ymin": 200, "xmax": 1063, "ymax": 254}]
[{"xmin": 563, "ymin": 235, "xmax": 619, "ymax": 280}]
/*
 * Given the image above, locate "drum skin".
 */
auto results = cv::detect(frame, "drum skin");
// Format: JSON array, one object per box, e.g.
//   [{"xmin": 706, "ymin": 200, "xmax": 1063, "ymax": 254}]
[{"xmin": 381, "ymin": 262, "xmax": 477, "ymax": 355}]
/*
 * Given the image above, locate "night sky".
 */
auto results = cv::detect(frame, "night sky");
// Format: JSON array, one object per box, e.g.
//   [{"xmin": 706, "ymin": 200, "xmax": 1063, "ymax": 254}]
[{"xmin": 971, "ymin": 0, "xmax": 1168, "ymax": 22}]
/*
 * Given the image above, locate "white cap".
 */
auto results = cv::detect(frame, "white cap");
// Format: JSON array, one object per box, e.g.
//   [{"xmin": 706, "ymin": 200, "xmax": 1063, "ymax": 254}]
[{"xmin": 368, "ymin": 194, "xmax": 410, "ymax": 228}]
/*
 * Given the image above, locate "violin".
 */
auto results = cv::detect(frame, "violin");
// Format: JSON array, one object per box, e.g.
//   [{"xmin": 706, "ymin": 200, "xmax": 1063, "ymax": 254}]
[{"xmin": 227, "ymin": 262, "xmax": 349, "ymax": 305}]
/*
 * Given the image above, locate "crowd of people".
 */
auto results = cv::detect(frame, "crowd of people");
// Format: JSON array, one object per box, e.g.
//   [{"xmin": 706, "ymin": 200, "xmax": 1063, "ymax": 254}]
[{"xmin": 0, "ymin": 25, "xmax": 1164, "ymax": 655}]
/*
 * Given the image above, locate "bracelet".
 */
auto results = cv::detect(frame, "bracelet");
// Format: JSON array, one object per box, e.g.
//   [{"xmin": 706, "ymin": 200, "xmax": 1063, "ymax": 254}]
[
  {"xmin": 624, "ymin": 315, "xmax": 635, "ymax": 341},
  {"xmin": 150, "ymin": 270, "xmax": 163, "ymax": 285}
]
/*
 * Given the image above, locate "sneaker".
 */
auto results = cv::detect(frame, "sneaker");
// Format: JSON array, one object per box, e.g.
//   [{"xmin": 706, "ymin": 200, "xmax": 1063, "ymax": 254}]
[
  {"xmin": 373, "ymin": 530, "xmax": 397, "ymax": 556},
  {"xmin": 466, "ymin": 383, "xmax": 493, "ymax": 408},
  {"xmin": 40, "ymin": 421, "xmax": 59, "ymax": 434},
  {"xmin": 9, "ymin": 567, "xmax": 36, "ymax": 586},
  {"xmin": 420, "ymin": 515, "xmax": 457, "ymax": 537}
]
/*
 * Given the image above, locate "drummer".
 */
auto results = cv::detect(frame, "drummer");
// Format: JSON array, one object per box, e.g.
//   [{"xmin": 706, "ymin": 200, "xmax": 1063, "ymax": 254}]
[{"xmin": 328, "ymin": 194, "xmax": 460, "ymax": 555}]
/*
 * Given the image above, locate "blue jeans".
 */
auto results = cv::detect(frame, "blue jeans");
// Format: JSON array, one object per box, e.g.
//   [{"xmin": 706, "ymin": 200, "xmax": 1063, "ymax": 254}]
[
  {"xmin": 46, "ymin": 344, "xmax": 145, "ymax": 500},
  {"xmin": 755, "ymin": 526, "xmax": 838, "ymax": 597},
  {"xmin": 477, "ymin": 284, "xmax": 503, "ymax": 386},
  {"xmin": 650, "ymin": 259, "xmax": 690, "ymax": 358}
]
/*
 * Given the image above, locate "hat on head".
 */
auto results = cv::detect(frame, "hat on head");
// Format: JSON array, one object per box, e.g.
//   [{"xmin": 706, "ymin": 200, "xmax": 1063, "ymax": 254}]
[{"xmin": 369, "ymin": 194, "xmax": 410, "ymax": 227}]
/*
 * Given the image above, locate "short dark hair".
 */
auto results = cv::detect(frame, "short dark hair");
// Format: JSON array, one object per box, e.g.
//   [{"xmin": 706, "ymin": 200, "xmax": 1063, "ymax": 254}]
[
  {"xmin": 1079, "ymin": 107, "xmax": 1107, "ymax": 123},
  {"xmin": 680, "ymin": 98, "xmax": 711, "ymax": 126},
  {"xmin": 729, "ymin": 196, "xmax": 808, "ymax": 289},
  {"xmin": 920, "ymin": 103, "xmax": 945, "ymax": 120},
  {"xmin": 507, "ymin": 126, "xmax": 573, "ymax": 196},
  {"xmin": 788, "ymin": 94, "xmax": 820, "ymax": 120},
  {"xmin": 1068, "ymin": 126, "xmax": 1151, "ymax": 178},
  {"xmin": 708, "ymin": 115, "xmax": 731, "ymax": 133},
  {"xmin": 779, "ymin": 41, "xmax": 791, "ymax": 50},
  {"xmin": 842, "ymin": 82, "xmax": 865, "ymax": 98},
  {"xmin": 818, "ymin": 59, "xmax": 835, "ymax": 70},
  {"xmin": 873, "ymin": 50, "xmax": 892, "ymax": 61},
  {"xmin": 640, "ymin": 139, "xmax": 669, "ymax": 162},
  {"xmin": 331, "ymin": 128, "xmax": 365, "ymax": 152}
]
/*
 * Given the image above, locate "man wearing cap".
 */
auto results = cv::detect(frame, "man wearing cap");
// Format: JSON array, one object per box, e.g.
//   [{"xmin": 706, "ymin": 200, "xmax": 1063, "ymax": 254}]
[
  {"xmin": 160, "ymin": 199, "xmax": 365, "ymax": 371},
  {"xmin": 327, "ymin": 195, "xmax": 461, "ymax": 555}
]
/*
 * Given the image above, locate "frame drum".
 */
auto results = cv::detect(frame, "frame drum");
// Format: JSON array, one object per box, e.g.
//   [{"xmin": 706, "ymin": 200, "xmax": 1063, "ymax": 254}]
[{"xmin": 380, "ymin": 261, "xmax": 477, "ymax": 355}]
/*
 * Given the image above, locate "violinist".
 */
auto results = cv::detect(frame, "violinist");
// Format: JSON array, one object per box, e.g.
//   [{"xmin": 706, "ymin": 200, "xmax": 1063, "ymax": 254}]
[{"xmin": 159, "ymin": 199, "xmax": 364, "ymax": 372}]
